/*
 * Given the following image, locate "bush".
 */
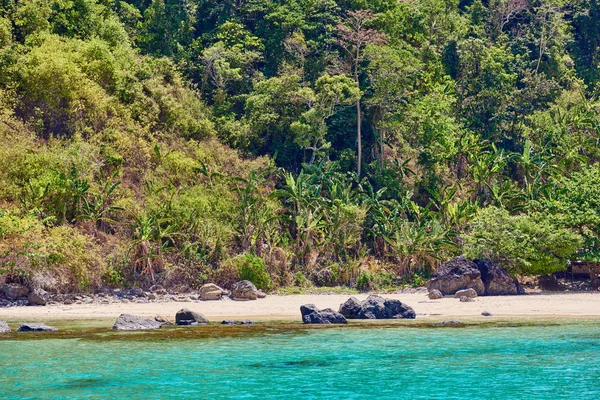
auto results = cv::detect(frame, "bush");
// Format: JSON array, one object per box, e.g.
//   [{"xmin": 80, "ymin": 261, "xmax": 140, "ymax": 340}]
[{"xmin": 228, "ymin": 253, "xmax": 271, "ymax": 290}]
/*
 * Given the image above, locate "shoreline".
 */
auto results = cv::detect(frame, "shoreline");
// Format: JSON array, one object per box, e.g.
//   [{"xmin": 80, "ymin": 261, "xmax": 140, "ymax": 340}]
[{"xmin": 1, "ymin": 291, "xmax": 599, "ymax": 323}]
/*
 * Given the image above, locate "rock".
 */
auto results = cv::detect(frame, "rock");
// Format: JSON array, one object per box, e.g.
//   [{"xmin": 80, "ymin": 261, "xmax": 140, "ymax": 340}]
[
  {"xmin": 0, "ymin": 320, "xmax": 9, "ymax": 333},
  {"xmin": 428, "ymin": 289, "xmax": 443, "ymax": 300},
  {"xmin": 474, "ymin": 260, "xmax": 518, "ymax": 296},
  {"xmin": 437, "ymin": 320, "xmax": 463, "ymax": 326},
  {"xmin": 146, "ymin": 293, "xmax": 157, "ymax": 300},
  {"xmin": 112, "ymin": 314, "xmax": 162, "ymax": 331},
  {"xmin": 199, "ymin": 283, "xmax": 229, "ymax": 301},
  {"xmin": 256, "ymin": 290, "xmax": 267, "ymax": 299},
  {"xmin": 459, "ymin": 296, "xmax": 474, "ymax": 302},
  {"xmin": 300, "ymin": 304, "xmax": 347, "ymax": 324},
  {"xmin": 17, "ymin": 323, "xmax": 58, "ymax": 332},
  {"xmin": 2, "ymin": 283, "xmax": 30, "ymax": 301},
  {"xmin": 338, "ymin": 295, "xmax": 416, "ymax": 320},
  {"xmin": 427, "ymin": 256, "xmax": 485, "ymax": 296},
  {"xmin": 221, "ymin": 320, "xmax": 255, "ymax": 325},
  {"xmin": 539, "ymin": 275, "xmax": 564, "ymax": 291},
  {"xmin": 149, "ymin": 285, "xmax": 167, "ymax": 295},
  {"xmin": 481, "ymin": 311, "xmax": 493, "ymax": 317},
  {"xmin": 231, "ymin": 280, "xmax": 260, "ymax": 301},
  {"xmin": 27, "ymin": 288, "xmax": 48, "ymax": 306},
  {"xmin": 154, "ymin": 316, "xmax": 172, "ymax": 326},
  {"xmin": 63, "ymin": 299, "xmax": 74, "ymax": 305},
  {"xmin": 175, "ymin": 308, "xmax": 208, "ymax": 325},
  {"xmin": 454, "ymin": 288, "xmax": 478, "ymax": 298},
  {"xmin": 131, "ymin": 288, "xmax": 144, "ymax": 297}
]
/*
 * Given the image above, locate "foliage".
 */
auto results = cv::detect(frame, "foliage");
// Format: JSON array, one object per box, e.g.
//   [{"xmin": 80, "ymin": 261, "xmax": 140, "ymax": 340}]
[{"xmin": 227, "ymin": 253, "xmax": 271, "ymax": 290}]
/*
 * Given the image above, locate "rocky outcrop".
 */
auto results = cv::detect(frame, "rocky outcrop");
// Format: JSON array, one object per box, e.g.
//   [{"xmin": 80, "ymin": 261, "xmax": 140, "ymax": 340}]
[
  {"xmin": 427, "ymin": 257, "xmax": 485, "ymax": 296},
  {"xmin": 428, "ymin": 289, "xmax": 443, "ymax": 300},
  {"xmin": 231, "ymin": 280, "xmax": 262, "ymax": 301},
  {"xmin": 112, "ymin": 314, "xmax": 162, "ymax": 330},
  {"xmin": 0, "ymin": 320, "xmax": 10, "ymax": 333},
  {"xmin": 2, "ymin": 283, "xmax": 30, "ymax": 300},
  {"xmin": 338, "ymin": 295, "xmax": 416, "ymax": 320},
  {"xmin": 17, "ymin": 323, "xmax": 58, "ymax": 332},
  {"xmin": 175, "ymin": 308, "xmax": 208, "ymax": 325},
  {"xmin": 200, "ymin": 283, "xmax": 230, "ymax": 300},
  {"xmin": 300, "ymin": 304, "xmax": 347, "ymax": 324},
  {"xmin": 454, "ymin": 288, "xmax": 478, "ymax": 298},
  {"xmin": 474, "ymin": 260, "xmax": 518, "ymax": 296},
  {"xmin": 27, "ymin": 288, "xmax": 48, "ymax": 306}
]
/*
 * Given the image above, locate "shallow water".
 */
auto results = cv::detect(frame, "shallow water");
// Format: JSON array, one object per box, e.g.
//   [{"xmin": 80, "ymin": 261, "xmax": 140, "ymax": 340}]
[{"xmin": 1, "ymin": 322, "xmax": 600, "ymax": 399}]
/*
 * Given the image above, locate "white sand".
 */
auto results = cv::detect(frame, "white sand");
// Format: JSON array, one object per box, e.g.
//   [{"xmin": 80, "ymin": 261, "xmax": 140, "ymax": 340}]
[{"xmin": 1, "ymin": 292, "xmax": 599, "ymax": 321}]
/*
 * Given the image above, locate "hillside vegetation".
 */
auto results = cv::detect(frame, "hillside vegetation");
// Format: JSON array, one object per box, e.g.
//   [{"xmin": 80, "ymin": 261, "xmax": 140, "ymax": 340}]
[{"xmin": 1, "ymin": 0, "xmax": 599, "ymax": 292}]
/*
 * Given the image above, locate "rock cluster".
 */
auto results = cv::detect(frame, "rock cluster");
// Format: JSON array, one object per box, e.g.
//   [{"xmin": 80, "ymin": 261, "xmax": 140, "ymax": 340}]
[
  {"xmin": 339, "ymin": 295, "xmax": 416, "ymax": 319},
  {"xmin": 300, "ymin": 304, "xmax": 347, "ymax": 324}
]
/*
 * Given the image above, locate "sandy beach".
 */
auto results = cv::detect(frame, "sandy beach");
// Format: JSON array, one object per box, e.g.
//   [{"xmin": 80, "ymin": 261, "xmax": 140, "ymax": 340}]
[{"xmin": 1, "ymin": 291, "xmax": 599, "ymax": 322}]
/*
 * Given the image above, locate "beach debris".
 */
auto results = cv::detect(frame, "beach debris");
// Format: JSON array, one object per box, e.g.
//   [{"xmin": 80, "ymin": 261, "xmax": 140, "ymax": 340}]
[
  {"xmin": 428, "ymin": 289, "xmax": 443, "ymax": 300},
  {"xmin": 427, "ymin": 257, "xmax": 485, "ymax": 296},
  {"xmin": 459, "ymin": 296, "xmax": 474, "ymax": 302},
  {"xmin": 473, "ymin": 260, "xmax": 518, "ymax": 295},
  {"xmin": 27, "ymin": 288, "xmax": 48, "ymax": 306},
  {"xmin": 339, "ymin": 295, "xmax": 416, "ymax": 319},
  {"xmin": 199, "ymin": 283, "xmax": 230, "ymax": 300},
  {"xmin": 221, "ymin": 320, "xmax": 255, "ymax": 325},
  {"xmin": 2, "ymin": 283, "xmax": 30, "ymax": 301},
  {"xmin": 175, "ymin": 308, "xmax": 209, "ymax": 325},
  {"xmin": 231, "ymin": 280, "xmax": 264, "ymax": 301},
  {"xmin": 17, "ymin": 323, "xmax": 58, "ymax": 332},
  {"xmin": 300, "ymin": 304, "xmax": 347, "ymax": 324},
  {"xmin": 454, "ymin": 288, "xmax": 478, "ymax": 298},
  {"xmin": 481, "ymin": 311, "xmax": 493, "ymax": 317},
  {"xmin": 112, "ymin": 314, "xmax": 162, "ymax": 331},
  {"xmin": 0, "ymin": 320, "xmax": 10, "ymax": 333}
]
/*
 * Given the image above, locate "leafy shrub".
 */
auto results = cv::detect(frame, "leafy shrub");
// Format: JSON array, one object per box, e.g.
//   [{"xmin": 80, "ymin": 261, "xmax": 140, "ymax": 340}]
[{"xmin": 228, "ymin": 253, "xmax": 271, "ymax": 290}]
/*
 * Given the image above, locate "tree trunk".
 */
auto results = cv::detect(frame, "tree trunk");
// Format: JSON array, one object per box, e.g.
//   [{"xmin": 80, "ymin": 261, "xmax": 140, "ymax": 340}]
[{"xmin": 357, "ymin": 99, "xmax": 362, "ymax": 177}]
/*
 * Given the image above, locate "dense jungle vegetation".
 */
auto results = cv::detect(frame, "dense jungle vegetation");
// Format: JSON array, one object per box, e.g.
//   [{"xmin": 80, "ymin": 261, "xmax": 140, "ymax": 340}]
[{"xmin": 1, "ymin": 0, "xmax": 599, "ymax": 293}]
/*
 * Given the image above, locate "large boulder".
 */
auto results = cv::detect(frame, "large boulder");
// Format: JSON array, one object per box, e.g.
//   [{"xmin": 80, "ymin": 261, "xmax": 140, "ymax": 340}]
[
  {"xmin": 112, "ymin": 314, "xmax": 162, "ymax": 331},
  {"xmin": 300, "ymin": 304, "xmax": 347, "ymax": 324},
  {"xmin": 231, "ymin": 280, "xmax": 261, "ymax": 301},
  {"xmin": 175, "ymin": 308, "xmax": 209, "ymax": 325},
  {"xmin": 199, "ymin": 283, "xmax": 230, "ymax": 300},
  {"xmin": 0, "ymin": 321, "xmax": 10, "ymax": 333},
  {"xmin": 474, "ymin": 260, "xmax": 518, "ymax": 296},
  {"xmin": 338, "ymin": 295, "xmax": 416, "ymax": 320},
  {"xmin": 27, "ymin": 288, "xmax": 48, "ymax": 306},
  {"xmin": 427, "ymin": 257, "xmax": 485, "ymax": 296},
  {"xmin": 17, "ymin": 323, "xmax": 58, "ymax": 332},
  {"xmin": 2, "ymin": 283, "xmax": 30, "ymax": 300}
]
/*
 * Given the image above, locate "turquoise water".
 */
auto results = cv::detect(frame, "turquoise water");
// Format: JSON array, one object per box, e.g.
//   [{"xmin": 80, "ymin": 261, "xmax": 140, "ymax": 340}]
[{"xmin": 1, "ymin": 323, "xmax": 600, "ymax": 399}]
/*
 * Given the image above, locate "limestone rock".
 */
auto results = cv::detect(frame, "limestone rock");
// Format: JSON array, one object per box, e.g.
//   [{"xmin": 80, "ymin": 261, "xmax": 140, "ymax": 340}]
[
  {"xmin": 428, "ymin": 289, "xmax": 443, "ymax": 300},
  {"xmin": 231, "ymin": 280, "xmax": 261, "ymax": 301},
  {"xmin": 454, "ymin": 288, "xmax": 478, "ymax": 298},
  {"xmin": 300, "ymin": 304, "xmax": 347, "ymax": 324},
  {"xmin": 175, "ymin": 308, "xmax": 208, "ymax": 325},
  {"xmin": 199, "ymin": 283, "xmax": 229, "ymax": 301},
  {"xmin": 17, "ymin": 323, "xmax": 58, "ymax": 332},
  {"xmin": 27, "ymin": 288, "xmax": 48, "ymax": 306},
  {"xmin": 2, "ymin": 283, "xmax": 30, "ymax": 300},
  {"xmin": 474, "ymin": 260, "xmax": 518, "ymax": 296},
  {"xmin": 427, "ymin": 256, "xmax": 485, "ymax": 296},
  {"xmin": 112, "ymin": 314, "xmax": 162, "ymax": 331},
  {"xmin": 338, "ymin": 295, "xmax": 416, "ymax": 320},
  {"xmin": 0, "ymin": 320, "xmax": 10, "ymax": 333}
]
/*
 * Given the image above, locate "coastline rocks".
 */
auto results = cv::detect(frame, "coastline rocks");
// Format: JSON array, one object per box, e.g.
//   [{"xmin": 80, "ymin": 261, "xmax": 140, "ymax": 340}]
[
  {"xmin": 0, "ymin": 320, "xmax": 9, "ymax": 333},
  {"xmin": 200, "ymin": 283, "xmax": 230, "ymax": 301},
  {"xmin": 17, "ymin": 323, "xmax": 58, "ymax": 332},
  {"xmin": 2, "ymin": 283, "xmax": 30, "ymax": 301},
  {"xmin": 428, "ymin": 289, "xmax": 443, "ymax": 300},
  {"xmin": 231, "ymin": 280, "xmax": 262, "ymax": 301},
  {"xmin": 454, "ymin": 288, "xmax": 478, "ymax": 299},
  {"xmin": 113, "ymin": 314, "xmax": 162, "ymax": 331},
  {"xmin": 300, "ymin": 304, "xmax": 347, "ymax": 324},
  {"xmin": 175, "ymin": 308, "xmax": 208, "ymax": 325},
  {"xmin": 338, "ymin": 295, "xmax": 416, "ymax": 320},
  {"xmin": 27, "ymin": 288, "xmax": 48, "ymax": 306},
  {"xmin": 474, "ymin": 260, "xmax": 518, "ymax": 296},
  {"xmin": 427, "ymin": 257, "xmax": 485, "ymax": 296}
]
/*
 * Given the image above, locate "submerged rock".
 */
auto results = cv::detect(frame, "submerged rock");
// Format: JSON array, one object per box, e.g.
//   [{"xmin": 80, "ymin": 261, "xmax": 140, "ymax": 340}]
[
  {"xmin": 428, "ymin": 289, "xmax": 443, "ymax": 300},
  {"xmin": 474, "ymin": 260, "xmax": 518, "ymax": 296},
  {"xmin": 199, "ymin": 283, "xmax": 229, "ymax": 300},
  {"xmin": 300, "ymin": 304, "xmax": 347, "ymax": 324},
  {"xmin": 454, "ymin": 288, "xmax": 478, "ymax": 298},
  {"xmin": 2, "ymin": 283, "xmax": 30, "ymax": 301},
  {"xmin": 231, "ymin": 280, "xmax": 261, "ymax": 301},
  {"xmin": 175, "ymin": 308, "xmax": 208, "ymax": 325},
  {"xmin": 27, "ymin": 288, "xmax": 48, "ymax": 306},
  {"xmin": 221, "ymin": 320, "xmax": 255, "ymax": 325},
  {"xmin": 427, "ymin": 257, "xmax": 485, "ymax": 296},
  {"xmin": 112, "ymin": 314, "xmax": 162, "ymax": 331},
  {"xmin": 338, "ymin": 295, "xmax": 416, "ymax": 320},
  {"xmin": 0, "ymin": 320, "xmax": 10, "ymax": 333},
  {"xmin": 17, "ymin": 323, "xmax": 58, "ymax": 332}
]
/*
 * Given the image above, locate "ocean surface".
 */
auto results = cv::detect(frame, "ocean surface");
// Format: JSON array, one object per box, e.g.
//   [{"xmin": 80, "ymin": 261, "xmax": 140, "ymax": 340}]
[{"xmin": 1, "ymin": 321, "xmax": 599, "ymax": 399}]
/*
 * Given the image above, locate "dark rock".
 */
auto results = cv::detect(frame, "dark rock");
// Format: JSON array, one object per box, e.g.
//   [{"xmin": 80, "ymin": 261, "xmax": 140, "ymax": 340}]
[
  {"xmin": 454, "ymin": 288, "xmax": 478, "ymax": 298},
  {"xmin": 481, "ymin": 311, "xmax": 493, "ymax": 317},
  {"xmin": 515, "ymin": 280, "xmax": 526, "ymax": 295},
  {"xmin": 27, "ymin": 288, "xmax": 48, "ymax": 306},
  {"xmin": 338, "ymin": 295, "xmax": 416, "ymax": 320},
  {"xmin": 427, "ymin": 257, "xmax": 485, "ymax": 296},
  {"xmin": 112, "ymin": 314, "xmax": 162, "ymax": 331},
  {"xmin": 300, "ymin": 304, "xmax": 347, "ymax": 324},
  {"xmin": 474, "ymin": 259, "xmax": 518, "ymax": 296},
  {"xmin": 539, "ymin": 275, "xmax": 564, "ymax": 291},
  {"xmin": 428, "ymin": 289, "xmax": 443, "ymax": 300},
  {"xmin": 17, "ymin": 323, "xmax": 58, "ymax": 332},
  {"xmin": 175, "ymin": 308, "xmax": 208, "ymax": 325},
  {"xmin": 199, "ymin": 283, "xmax": 229, "ymax": 300},
  {"xmin": 221, "ymin": 320, "xmax": 255, "ymax": 325},
  {"xmin": 0, "ymin": 320, "xmax": 9, "ymax": 333},
  {"xmin": 231, "ymin": 280, "xmax": 260, "ymax": 301},
  {"xmin": 459, "ymin": 296, "xmax": 474, "ymax": 302},
  {"xmin": 2, "ymin": 283, "xmax": 30, "ymax": 301},
  {"xmin": 131, "ymin": 288, "xmax": 144, "ymax": 297}
]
